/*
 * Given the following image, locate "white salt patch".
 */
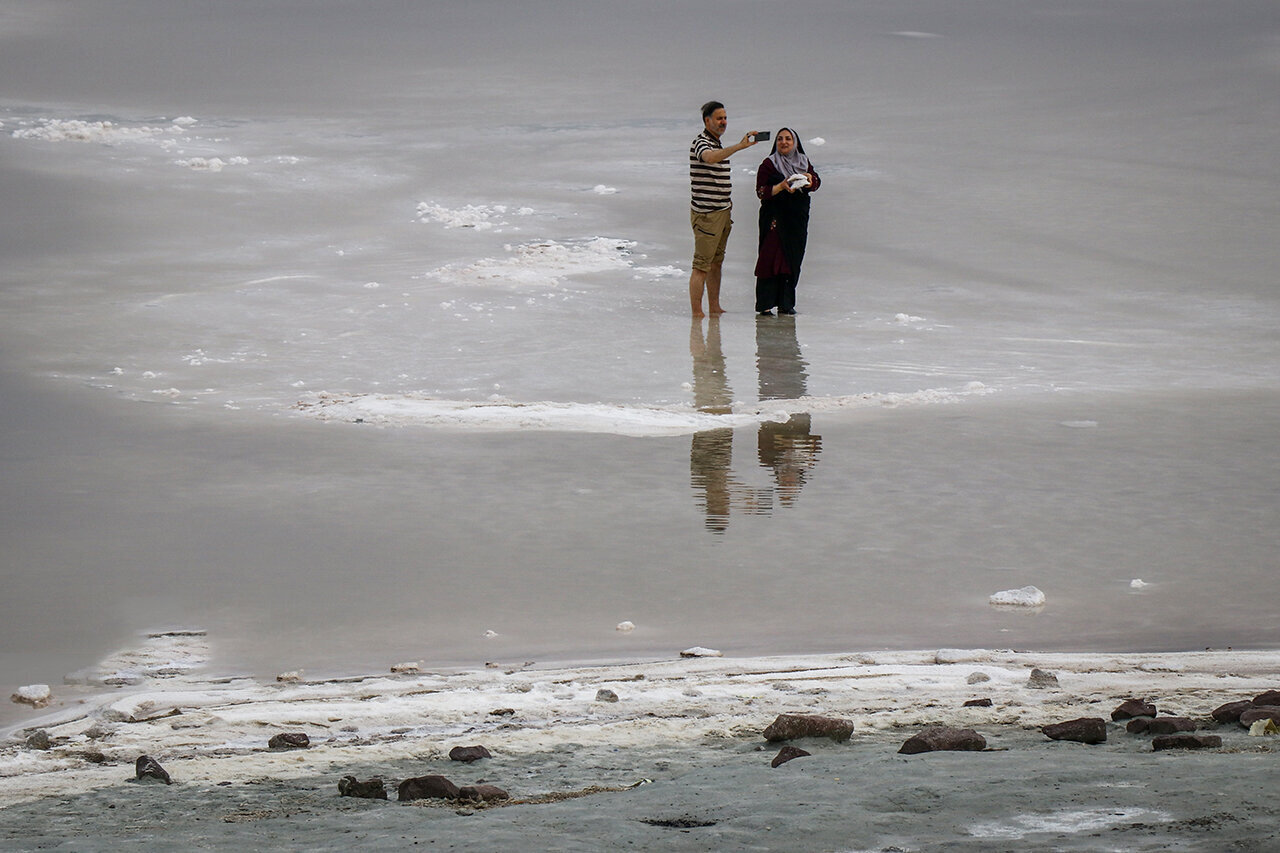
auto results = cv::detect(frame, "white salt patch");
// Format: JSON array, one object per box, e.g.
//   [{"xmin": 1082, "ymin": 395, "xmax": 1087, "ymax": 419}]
[
  {"xmin": 592, "ymin": 184, "xmax": 618, "ymax": 194},
  {"xmin": 1061, "ymin": 420, "xmax": 1099, "ymax": 429},
  {"xmin": 424, "ymin": 237, "xmax": 635, "ymax": 288},
  {"xmin": 969, "ymin": 808, "xmax": 1170, "ymax": 839},
  {"xmin": 63, "ymin": 630, "xmax": 209, "ymax": 687},
  {"xmin": 11, "ymin": 118, "xmax": 170, "ymax": 144},
  {"xmin": 484, "ymin": 629, "xmax": 499, "ymax": 638},
  {"xmin": 1130, "ymin": 579, "xmax": 1149, "ymax": 589},
  {"xmin": 894, "ymin": 312, "xmax": 926, "ymax": 325},
  {"xmin": 680, "ymin": 647, "xmax": 722, "ymax": 658},
  {"xmin": 988, "ymin": 586, "xmax": 1047, "ymax": 607},
  {"xmin": 809, "ymin": 137, "xmax": 825, "ymax": 146},
  {"xmin": 416, "ymin": 202, "xmax": 520, "ymax": 230},
  {"xmin": 177, "ymin": 157, "xmax": 226, "ymax": 171},
  {"xmin": 616, "ymin": 621, "xmax": 636, "ymax": 633}
]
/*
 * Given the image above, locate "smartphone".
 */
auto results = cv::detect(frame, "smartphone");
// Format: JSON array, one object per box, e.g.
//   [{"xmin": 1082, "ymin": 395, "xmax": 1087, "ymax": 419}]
[{"xmin": 755, "ymin": 131, "xmax": 770, "ymax": 142}]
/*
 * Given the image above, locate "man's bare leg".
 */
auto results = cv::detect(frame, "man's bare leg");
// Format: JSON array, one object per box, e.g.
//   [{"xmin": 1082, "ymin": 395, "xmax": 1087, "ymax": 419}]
[
  {"xmin": 706, "ymin": 262, "xmax": 725, "ymax": 314},
  {"xmin": 689, "ymin": 268, "xmax": 709, "ymax": 317}
]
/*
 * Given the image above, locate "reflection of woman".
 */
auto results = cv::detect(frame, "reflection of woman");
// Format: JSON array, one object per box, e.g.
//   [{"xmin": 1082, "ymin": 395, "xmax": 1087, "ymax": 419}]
[{"xmin": 754, "ymin": 128, "xmax": 820, "ymax": 315}]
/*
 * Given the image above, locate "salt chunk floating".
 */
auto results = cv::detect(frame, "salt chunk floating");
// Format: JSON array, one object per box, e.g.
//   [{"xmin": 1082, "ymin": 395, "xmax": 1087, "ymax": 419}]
[
  {"xmin": 680, "ymin": 646, "xmax": 722, "ymax": 658},
  {"xmin": 988, "ymin": 586, "xmax": 1046, "ymax": 608},
  {"xmin": 616, "ymin": 621, "xmax": 635, "ymax": 632},
  {"xmin": 10, "ymin": 684, "xmax": 53, "ymax": 708},
  {"xmin": 1130, "ymin": 579, "xmax": 1149, "ymax": 589}
]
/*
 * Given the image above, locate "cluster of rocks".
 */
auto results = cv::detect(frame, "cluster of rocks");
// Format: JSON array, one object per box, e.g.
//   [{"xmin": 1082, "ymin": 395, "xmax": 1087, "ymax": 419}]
[
  {"xmin": 341, "ymin": 744, "xmax": 508, "ymax": 806},
  {"xmin": 1036, "ymin": 689, "xmax": 1280, "ymax": 751},
  {"xmin": 759, "ymin": 685, "xmax": 1280, "ymax": 762}
]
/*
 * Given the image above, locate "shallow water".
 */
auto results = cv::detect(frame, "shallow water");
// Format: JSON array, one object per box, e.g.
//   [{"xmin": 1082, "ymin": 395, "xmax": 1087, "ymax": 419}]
[{"xmin": 2, "ymin": 0, "xmax": 1279, "ymax": 695}]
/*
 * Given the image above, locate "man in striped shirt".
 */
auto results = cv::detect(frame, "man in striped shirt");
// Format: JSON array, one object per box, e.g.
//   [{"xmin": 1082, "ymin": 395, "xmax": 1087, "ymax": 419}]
[{"xmin": 689, "ymin": 100, "xmax": 761, "ymax": 317}]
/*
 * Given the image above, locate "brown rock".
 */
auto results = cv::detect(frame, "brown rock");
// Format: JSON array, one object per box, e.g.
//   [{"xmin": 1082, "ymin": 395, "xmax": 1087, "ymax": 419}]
[
  {"xmin": 398, "ymin": 775, "xmax": 460, "ymax": 802},
  {"xmin": 762, "ymin": 713, "xmax": 855, "ymax": 743},
  {"xmin": 1238, "ymin": 706, "xmax": 1280, "ymax": 728},
  {"xmin": 135, "ymin": 755, "xmax": 172, "ymax": 784},
  {"xmin": 449, "ymin": 745, "xmax": 492, "ymax": 763},
  {"xmin": 338, "ymin": 776, "xmax": 388, "ymax": 799},
  {"xmin": 770, "ymin": 746, "xmax": 811, "ymax": 768},
  {"xmin": 1147, "ymin": 717, "xmax": 1196, "ymax": 735},
  {"xmin": 1042, "ymin": 717, "xmax": 1107, "ymax": 744},
  {"xmin": 898, "ymin": 726, "xmax": 987, "ymax": 755},
  {"xmin": 1211, "ymin": 700, "xmax": 1254, "ymax": 724},
  {"xmin": 268, "ymin": 732, "xmax": 310, "ymax": 750},
  {"xmin": 1152, "ymin": 734, "xmax": 1222, "ymax": 751},
  {"xmin": 1252, "ymin": 690, "xmax": 1280, "ymax": 706},
  {"xmin": 458, "ymin": 784, "xmax": 509, "ymax": 803},
  {"xmin": 1111, "ymin": 698, "xmax": 1157, "ymax": 720},
  {"xmin": 963, "ymin": 698, "xmax": 993, "ymax": 708}
]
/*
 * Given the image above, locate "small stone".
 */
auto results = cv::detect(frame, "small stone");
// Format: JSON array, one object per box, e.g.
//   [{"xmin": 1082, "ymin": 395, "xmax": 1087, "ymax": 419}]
[
  {"xmin": 10, "ymin": 684, "xmax": 53, "ymax": 709},
  {"xmin": 963, "ymin": 698, "xmax": 993, "ymax": 708},
  {"xmin": 762, "ymin": 713, "xmax": 855, "ymax": 743},
  {"xmin": 135, "ymin": 755, "xmax": 172, "ymax": 784},
  {"xmin": 338, "ymin": 776, "xmax": 388, "ymax": 799},
  {"xmin": 489, "ymin": 708, "xmax": 516, "ymax": 716},
  {"xmin": 275, "ymin": 670, "xmax": 304, "ymax": 683},
  {"xmin": 268, "ymin": 732, "xmax": 310, "ymax": 750},
  {"xmin": 81, "ymin": 751, "xmax": 107, "ymax": 764},
  {"xmin": 1152, "ymin": 734, "xmax": 1222, "ymax": 751},
  {"xmin": 1211, "ymin": 700, "xmax": 1254, "ymax": 724},
  {"xmin": 1026, "ymin": 668, "xmax": 1059, "ymax": 689},
  {"xmin": 595, "ymin": 689, "xmax": 619, "ymax": 703},
  {"xmin": 1111, "ymin": 698, "xmax": 1157, "ymax": 720},
  {"xmin": 1042, "ymin": 717, "xmax": 1107, "ymax": 744},
  {"xmin": 458, "ymin": 784, "xmax": 509, "ymax": 803},
  {"xmin": 966, "ymin": 672, "xmax": 991, "ymax": 685},
  {"xmin": 898, "ymin": 726, "xmax": 987, "ymax": 755},
  {"xmin": 390, "ymin": 661, "xmax": 421, "ymax": 674},
  {"xmin": 398, "ymin": 775, "xmax": 460, "ymax": 802},
  {"xmin": 770, "ymin": 746, "xmax": 811, "ymax": 768},
  {"xmin": 24, "ymin": 730, "xmax": 51, "ymax": 750},
  {"xmin": 1145, "ymin": 717, "xmax": 1196, "ymax": 735},
  {"xmin": 448, "ymin": 745, "xmax": 492, "ymax": 763}
]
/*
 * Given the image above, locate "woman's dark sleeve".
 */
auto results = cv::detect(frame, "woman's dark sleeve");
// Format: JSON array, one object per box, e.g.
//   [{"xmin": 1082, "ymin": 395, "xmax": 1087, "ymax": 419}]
[{"xmin": 756, "ymin": 160, "xmax": 780, "ymax": 201}]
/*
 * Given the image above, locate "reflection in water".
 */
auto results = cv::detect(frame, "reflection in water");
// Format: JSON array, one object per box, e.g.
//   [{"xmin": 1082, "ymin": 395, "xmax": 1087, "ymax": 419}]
[
  {"xmin": 689, "ymin": 319, "xmax": 767, "ymax": 532},
  {"xmin": 756, "ymin": 315, "xmax": 822, "ymax": 507},
  {"xmin": 689, "ymin": 317, "xmax": 822, "ymax": 532}
]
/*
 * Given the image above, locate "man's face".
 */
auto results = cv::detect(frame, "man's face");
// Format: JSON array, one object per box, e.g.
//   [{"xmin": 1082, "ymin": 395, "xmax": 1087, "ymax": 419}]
[{"xmin": 703, "ymin": 108, "xmax": 727, "ymax": 138}]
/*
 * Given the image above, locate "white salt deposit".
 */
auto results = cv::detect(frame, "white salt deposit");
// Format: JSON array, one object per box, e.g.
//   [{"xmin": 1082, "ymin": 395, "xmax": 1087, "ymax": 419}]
[
  {"xmin": 4, "ymin": 644, "xmax": 1279, "ymax": 806},
  {"xmin": 808, "ymin": 136, "xmax": 825, "ymax": 146},
  {"xmin": 616, "ymin": 621, "xmax": 636, "ymax": 632},
  {"xmin": 592, "ymin": 184, "xmax": 618, "ymax": 194},
  {"xmin": 1130, "ymin": 579, "xmax": 1149, "ymax": 589},
  {"xmin": 9, "ymin": 685, "xmax": 52, "ymax": 707},
  {"xmin": 679, "ymin": 646, "xmax": 722, "ymax": 657},
  {"xmin": 424, "ymin": 237, "xmax": 636, "ymax": 288},
  {"xmin": 988, "ymin": 586, "xmax": 1047, "ymax": 608}
]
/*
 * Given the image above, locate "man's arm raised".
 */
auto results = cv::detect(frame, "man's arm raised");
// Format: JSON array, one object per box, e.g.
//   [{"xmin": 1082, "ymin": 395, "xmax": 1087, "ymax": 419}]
[{"xmin": 700, "ymin": 131, "xmax": 759, "ymax": 164}]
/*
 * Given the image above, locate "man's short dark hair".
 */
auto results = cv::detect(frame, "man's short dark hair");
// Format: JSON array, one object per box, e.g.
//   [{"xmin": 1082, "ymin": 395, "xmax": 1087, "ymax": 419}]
[{"xmin": 701, "ymin": 101, "xmax": 724, "ymax": 119}]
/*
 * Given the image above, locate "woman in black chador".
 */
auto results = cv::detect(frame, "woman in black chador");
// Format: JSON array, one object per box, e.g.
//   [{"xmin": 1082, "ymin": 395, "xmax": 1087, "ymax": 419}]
[{"xmin": 754, "ymin": 128, "xmax": 820, "ymax": 315}]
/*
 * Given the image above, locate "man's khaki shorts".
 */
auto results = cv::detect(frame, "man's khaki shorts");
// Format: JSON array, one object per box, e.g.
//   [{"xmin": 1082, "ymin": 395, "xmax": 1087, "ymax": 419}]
[{"xmin": 690, "ymin": 207, "xmax": 733, "ymax": 272}]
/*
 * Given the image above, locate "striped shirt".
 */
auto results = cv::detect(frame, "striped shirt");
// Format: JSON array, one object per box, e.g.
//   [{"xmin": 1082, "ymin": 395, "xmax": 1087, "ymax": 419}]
[{"xmin": 690, "ymin": 130, "xmax": 732, "ymax": 212}]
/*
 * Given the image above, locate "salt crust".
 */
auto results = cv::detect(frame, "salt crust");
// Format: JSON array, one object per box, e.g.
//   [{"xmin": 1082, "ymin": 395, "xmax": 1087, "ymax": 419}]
[
  {"xmin": 4, "ymin": 645, "xmax": 1278, "ymax": 806},
  {"xmin": 293, "ymin": 383, "xmax": 994, "ymax": 436}
]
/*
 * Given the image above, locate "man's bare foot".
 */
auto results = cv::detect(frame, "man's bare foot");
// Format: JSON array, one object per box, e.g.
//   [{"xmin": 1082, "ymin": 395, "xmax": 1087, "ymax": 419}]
[
  {"xmin": 692, "ymin": 310, "xmax": 706, "ymax": 319},
  {"xmin": 709, "ymin": 305, "xmax": 726, "ymax": 315}
]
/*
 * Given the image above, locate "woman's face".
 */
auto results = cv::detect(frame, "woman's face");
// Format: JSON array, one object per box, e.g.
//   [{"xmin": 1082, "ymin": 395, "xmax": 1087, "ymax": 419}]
[{"xmin": 776, "ymin": 130, "xmax": 795, "ymax": 155}]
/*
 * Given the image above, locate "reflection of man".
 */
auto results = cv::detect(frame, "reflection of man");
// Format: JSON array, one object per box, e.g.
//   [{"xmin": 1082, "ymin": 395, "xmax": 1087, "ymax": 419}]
[
  {"xmin": 689, "ymin": 101, "xmax": 760, "ymax": 318},
  {"xmin": 756, "ymin": 316, "xmax": 822, "ymax": 506},
  {"xmin": 689, "ymin": 318, "xmax": 762, "ymax": 532}
]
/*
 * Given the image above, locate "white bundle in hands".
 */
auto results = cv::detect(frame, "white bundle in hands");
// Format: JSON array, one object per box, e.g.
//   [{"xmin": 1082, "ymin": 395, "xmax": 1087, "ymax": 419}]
[{"xmin": 787, "ymin": 173, "xmax": 810, "ymax": 189}]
